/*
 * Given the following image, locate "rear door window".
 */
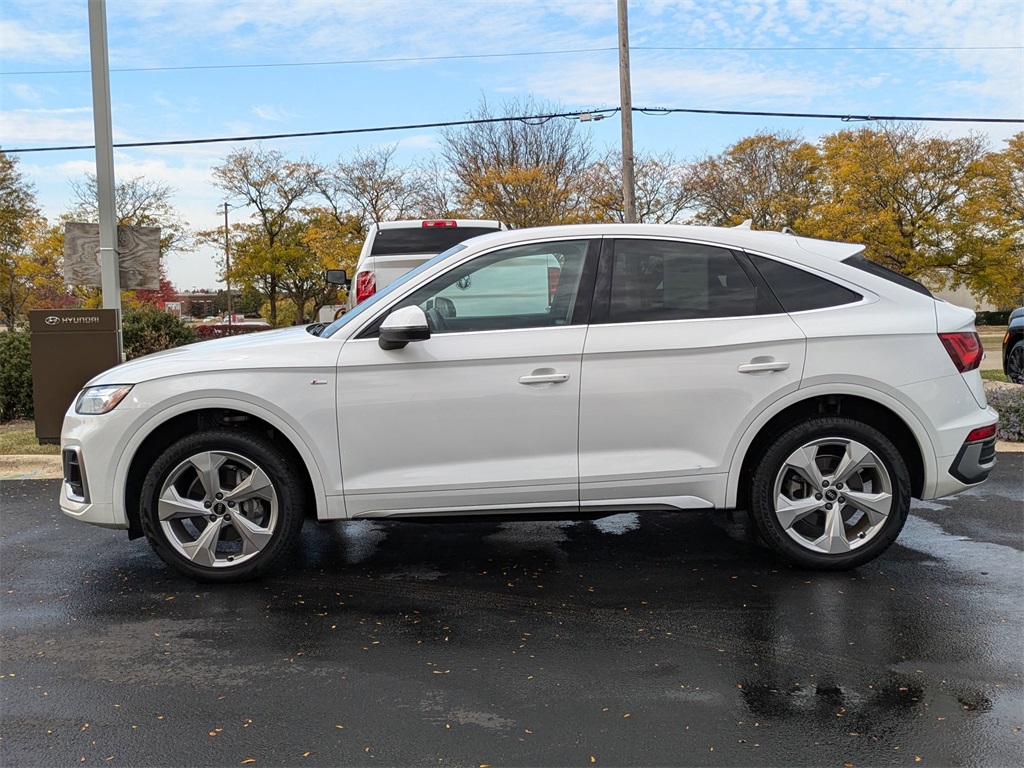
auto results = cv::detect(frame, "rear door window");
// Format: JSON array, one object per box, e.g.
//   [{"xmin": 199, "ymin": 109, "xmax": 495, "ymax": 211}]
[{"xmin": 602, "ymin": 239, "xmax": 779, "ymax": 323}]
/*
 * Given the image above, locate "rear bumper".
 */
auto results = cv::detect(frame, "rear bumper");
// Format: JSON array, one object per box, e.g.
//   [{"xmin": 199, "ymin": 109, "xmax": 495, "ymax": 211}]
[{"xmin": 949, "ymin": 435, "xmax": 997, "ymax": 485}]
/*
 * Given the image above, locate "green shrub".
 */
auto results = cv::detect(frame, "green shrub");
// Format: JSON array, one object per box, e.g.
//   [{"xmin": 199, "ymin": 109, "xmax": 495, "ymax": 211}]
[
  {"xmin": 975, "ymin": 310, "xmax": 1013, "ymax": 327},
  {"xmin": 0, "ymin": 330, "xmax": 34, "ymax": 422},
  {"xmin": 988, "ymin": 385, "xmax": 1024, "ymax": 442},
  {"xmin": 122, "ymin": 307, "xmax": 198, "ymax": 360}
]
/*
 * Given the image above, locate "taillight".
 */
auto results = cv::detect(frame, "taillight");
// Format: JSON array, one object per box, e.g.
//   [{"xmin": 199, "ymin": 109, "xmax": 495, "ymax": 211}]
[
  {"xmin": 422, "ymin": 220, "xmax": 457, "ymax": 227},
  {"xmin": 939, "ymin": 332, "xmax": 983, "ymax": 373},
  {"xmin": 355, "ymin": 271, "xmax": 376, "ymax": 304},
  {"xmin": 965, "ymin": 424, "xmax": 997, "ymax": 442},
  {"xmin": 548, "ymin": 267, "xmax": 560, "ymax": 302}
]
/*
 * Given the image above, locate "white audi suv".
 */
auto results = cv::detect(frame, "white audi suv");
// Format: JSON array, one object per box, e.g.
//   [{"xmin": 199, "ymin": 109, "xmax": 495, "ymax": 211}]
[{"xmin": 60, "ymin": 224, "xmax": 997, "ymax": 581}]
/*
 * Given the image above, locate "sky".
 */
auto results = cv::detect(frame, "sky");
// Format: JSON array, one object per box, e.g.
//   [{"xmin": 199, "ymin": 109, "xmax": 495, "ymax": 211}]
[{"xmin": 2, "ymin": 0, "xmax": 1022, "ymax": 291}]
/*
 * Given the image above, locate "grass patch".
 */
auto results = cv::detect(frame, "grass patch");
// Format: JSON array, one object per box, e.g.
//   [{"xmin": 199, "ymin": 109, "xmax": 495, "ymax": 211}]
[
  {"xmin": 981, "ymin": 369, "xmax": 1009, "ymax": 383},
  {"xmin": 0, "ymin": 428, "xmax": 60, "ymax": 456}
]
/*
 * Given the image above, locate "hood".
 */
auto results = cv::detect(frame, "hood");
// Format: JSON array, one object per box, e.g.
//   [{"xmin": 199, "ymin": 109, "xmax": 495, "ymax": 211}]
[{"xmin": 87, "ymin": 326, "xmax": 339, "ymax": 386}]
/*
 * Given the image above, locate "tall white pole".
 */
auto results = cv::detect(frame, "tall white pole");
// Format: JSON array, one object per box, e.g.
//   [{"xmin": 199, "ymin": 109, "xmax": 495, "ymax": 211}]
[
  {"xmin": 224, "ymin": 202, "xmax": 233, "ymax": 324},
  {"xmin": 87, "ymin": 0, "xmax": 123, "ymax": 357},
  {"xmin": 617, "ymin": 0, "xmax": 637, "ymax": 223}
]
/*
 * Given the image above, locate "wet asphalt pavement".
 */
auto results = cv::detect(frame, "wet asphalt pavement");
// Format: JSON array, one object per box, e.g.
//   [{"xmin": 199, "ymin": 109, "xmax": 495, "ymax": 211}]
[{"xmin": 1, "ymin": 456, "xmax": 1022, "ymax": 768}]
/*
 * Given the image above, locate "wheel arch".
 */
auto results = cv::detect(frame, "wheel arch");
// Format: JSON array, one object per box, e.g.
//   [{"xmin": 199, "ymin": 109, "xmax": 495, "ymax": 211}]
[
  {"xmin": 122, "ymin": 407, "xmax": 325, "ymax": 540},
  {"xmin": 729, "ymin": 391, "xmax": 927, "ymax": 511}
]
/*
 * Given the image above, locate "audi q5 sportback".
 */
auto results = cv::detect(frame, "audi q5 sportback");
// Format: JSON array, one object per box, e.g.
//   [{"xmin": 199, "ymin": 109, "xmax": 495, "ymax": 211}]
[{"xmin": 60, "ymin": 224, "xmax": 997, "ymax": 581}]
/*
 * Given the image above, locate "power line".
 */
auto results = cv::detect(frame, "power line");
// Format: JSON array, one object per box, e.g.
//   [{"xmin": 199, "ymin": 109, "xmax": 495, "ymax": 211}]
[
  {"xmin": 1, "ymin": 109, "xmax": 622, "ymax": 154},
  {"xmin": 3, "ymin": 106, "xmax": 1021, "ymax": 155},
  {"xmin": 0, "ymin": 48, "xmax": 617, "ymax": 76},
  {"xmin": 3, "ymin": 44, "xmax": 1020, "ymax": 76},
  {"xmin": 638, "ymin": 107, "xmax": 1024, "ymax": 123}
]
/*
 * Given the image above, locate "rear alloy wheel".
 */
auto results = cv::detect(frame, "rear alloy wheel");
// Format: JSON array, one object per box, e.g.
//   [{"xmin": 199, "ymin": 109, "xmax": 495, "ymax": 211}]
[
  {"xmin": 1007, "ymin": 341, "xmax": 1024, "ymax": 384},
  {"xmin": 749, "ymin": 417, "xmax": 911, "ymax": 570},
  {"xmin": 140, "ymin": 430, "xmax": 305, "ymax": 582}
]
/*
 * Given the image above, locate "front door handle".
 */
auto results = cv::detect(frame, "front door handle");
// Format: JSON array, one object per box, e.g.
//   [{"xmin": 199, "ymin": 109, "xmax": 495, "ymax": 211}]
[
  {"xmin": 519, "ymin": 371, "xmax": 571, "ymax": 385},
  {"xmin": 737, "ymin": 360, "xmax": 790, "ymax": 374}
]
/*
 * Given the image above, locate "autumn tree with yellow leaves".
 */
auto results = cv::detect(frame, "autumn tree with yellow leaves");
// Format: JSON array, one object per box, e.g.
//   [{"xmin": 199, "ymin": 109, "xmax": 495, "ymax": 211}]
[{"xmin": 803, "ymin": 124, "xmax": 1022, "ymax": 305}]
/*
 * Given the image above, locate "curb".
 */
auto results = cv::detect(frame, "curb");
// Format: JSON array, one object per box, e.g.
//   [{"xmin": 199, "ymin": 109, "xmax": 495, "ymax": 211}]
[{"xmin": 2, "ymin": 442, "xmax": 1022, "ymax": 481}]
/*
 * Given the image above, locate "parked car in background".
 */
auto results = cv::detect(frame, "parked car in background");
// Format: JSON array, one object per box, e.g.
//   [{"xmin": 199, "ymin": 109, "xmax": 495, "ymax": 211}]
[
  {"xmin": 1003, "ymin": 307, "xmax": 1024, "ymax": 384},
  {"xmin": 195, "ymin": 319, "xmax": 272, "ymax": 339},
  {"xmin": 347, "ymin": 219, "xmax": 506, "ymax": 309},
  {"xmin": 59, "ymin": 223, "xmax": 997, "ymax": 582}
]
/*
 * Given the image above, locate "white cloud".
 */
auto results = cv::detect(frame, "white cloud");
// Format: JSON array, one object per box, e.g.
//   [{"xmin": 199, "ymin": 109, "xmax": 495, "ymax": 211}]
[
  {"xmin": 396, "ymin": 133, "xmax": 440, "ymax": 151},
  {"xmin": 0, "ymin": 108, "xmax": 95, "ymax": 145},
  {"xmin": 251, "ymin": 104, "xmax": 299, "ymax": 122},
  {"xmin": 6, "ymin": 83, "xmax": 43, "ymax": 103},
  {"xmin": 0, "ymin": 19, "xmax": 86, "ymax": 62}
]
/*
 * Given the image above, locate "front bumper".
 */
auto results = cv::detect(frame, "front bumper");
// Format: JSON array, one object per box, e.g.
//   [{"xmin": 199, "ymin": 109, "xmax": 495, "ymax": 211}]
[{"xmin": 59, "ymin": 404, "xmax": 141, "ymax": 530}]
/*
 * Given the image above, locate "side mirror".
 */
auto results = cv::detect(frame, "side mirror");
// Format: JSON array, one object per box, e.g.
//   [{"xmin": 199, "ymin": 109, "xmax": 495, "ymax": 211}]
[
  {"xmin": 379, "ymin": 305, "xmax": 430, "ymax": 350},
  {"xmin": 325, "ymin": 269, "xmax": 349, "ymax": 287}
]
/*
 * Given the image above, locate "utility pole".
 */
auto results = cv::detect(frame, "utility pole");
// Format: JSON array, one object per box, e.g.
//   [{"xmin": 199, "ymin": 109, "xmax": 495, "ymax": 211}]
[
  {"xmin": 223, "ymin": 202, "xmax": 233, "ymax": 325},
  {"xmin": 87, "ymin": 0, "xmax": 123, "ymax": 358},
  {"xmin": 617, "ymin": 0, "xmax": 637, "ymax": 223}
]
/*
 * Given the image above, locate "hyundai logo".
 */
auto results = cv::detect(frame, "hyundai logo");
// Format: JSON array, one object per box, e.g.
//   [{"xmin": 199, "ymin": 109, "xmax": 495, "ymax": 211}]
[{"xmin": 45, "ymin": 316, "xmax": 61, "ymax": 325}]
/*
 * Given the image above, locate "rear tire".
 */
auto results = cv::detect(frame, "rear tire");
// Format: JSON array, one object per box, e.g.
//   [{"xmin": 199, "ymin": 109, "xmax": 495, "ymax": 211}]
[
  {"xmin": 1007, "ymin": 340, "xmax": 1024, "ymax": 384},
  {"xmin": 140, "ymin": 429, "xmax": 305, "ymax": 582},
  {"xmin": 748, "ymin": 417, "xmax": 911, "ymax": 570}
]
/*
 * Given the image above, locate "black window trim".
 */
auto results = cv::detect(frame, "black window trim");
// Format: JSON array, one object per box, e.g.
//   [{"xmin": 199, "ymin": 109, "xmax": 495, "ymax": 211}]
[
  {"xmin": 841, "ymin": 252, "xmax": 933, "ymax": 297},
  {"xmin": 354, "ymin": 237, "xmax": 603, "ymax": 339}
]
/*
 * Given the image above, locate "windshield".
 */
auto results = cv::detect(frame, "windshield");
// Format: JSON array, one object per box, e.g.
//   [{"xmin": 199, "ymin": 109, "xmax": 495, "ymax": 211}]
[{"xmin": 320, "ymin": 244, "xmax": 469, "ymax": 338}]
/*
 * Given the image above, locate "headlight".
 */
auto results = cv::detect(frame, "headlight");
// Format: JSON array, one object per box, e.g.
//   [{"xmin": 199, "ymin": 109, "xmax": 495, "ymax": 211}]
[{"xmin": 75, "ymin": 385, "xmax": 134, "ymax": 414}]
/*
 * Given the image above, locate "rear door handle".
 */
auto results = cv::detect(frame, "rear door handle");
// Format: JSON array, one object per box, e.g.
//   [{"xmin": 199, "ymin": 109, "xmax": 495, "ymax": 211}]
[
  {"xmin": 737, "ymin": 361, "xmax": 790, "ymax": 374},
  {"xmin": 518, "ymin": 372, "xmax": 571, "ymax": 385}
]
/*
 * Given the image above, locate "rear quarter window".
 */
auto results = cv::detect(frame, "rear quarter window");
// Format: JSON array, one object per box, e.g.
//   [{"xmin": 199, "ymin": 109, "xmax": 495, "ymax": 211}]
[
  {"xmin": 749, "ymin": 254, "xmax": 862, "ymax": 312},
  {"xmin": 841, "ymin": 253, "xmax": 933, "ymax": 297}
]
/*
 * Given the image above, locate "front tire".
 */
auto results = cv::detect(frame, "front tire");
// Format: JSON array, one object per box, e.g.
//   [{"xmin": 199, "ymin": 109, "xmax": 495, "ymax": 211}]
[
  {"xmin": 748, "ymin": 417, "xmax": 911, "ymax": 570},
  {"xmin": 140, "ymin": 429, "xmax": 305, "ymax": 582}
]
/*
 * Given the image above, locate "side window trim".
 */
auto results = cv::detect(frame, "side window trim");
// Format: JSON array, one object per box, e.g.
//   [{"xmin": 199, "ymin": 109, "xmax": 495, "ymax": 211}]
[
  {"xmin": 733, "ymin": 249, "xmax": 785, "ymax": 316},
  {"xmin": 589, "ymin": 236, "xmax": 615, "ymax": 326},
  {"xmin": 354, "ymin": 237, "xmax": 600, "ymax": 339}
]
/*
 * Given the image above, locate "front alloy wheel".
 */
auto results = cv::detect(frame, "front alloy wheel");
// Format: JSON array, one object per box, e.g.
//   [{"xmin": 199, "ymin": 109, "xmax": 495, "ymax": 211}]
[
  {"xmin": 141, "ymin": 430, "xmax": 305, "ymax": 582},
  {"xmin": 750, "ymin": 417, "xmax": 910, "ymax": 570},
  {"xmin": 157, "ymin": 450, "xmax": 279, "ymax": 569}
]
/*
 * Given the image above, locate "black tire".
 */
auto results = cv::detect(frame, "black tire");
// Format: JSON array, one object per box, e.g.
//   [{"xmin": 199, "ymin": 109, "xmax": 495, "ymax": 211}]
[
  {"xmin": 140, "ymin": 429, "xmax": 306, "ymax": 582},
  {"xmin": 1007, "ymin": 340, "xmax": 1024, "ymax": 385},
  {"xmin": 748, "ymin": 417, "xmax": 911, "ymax": 570}
]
